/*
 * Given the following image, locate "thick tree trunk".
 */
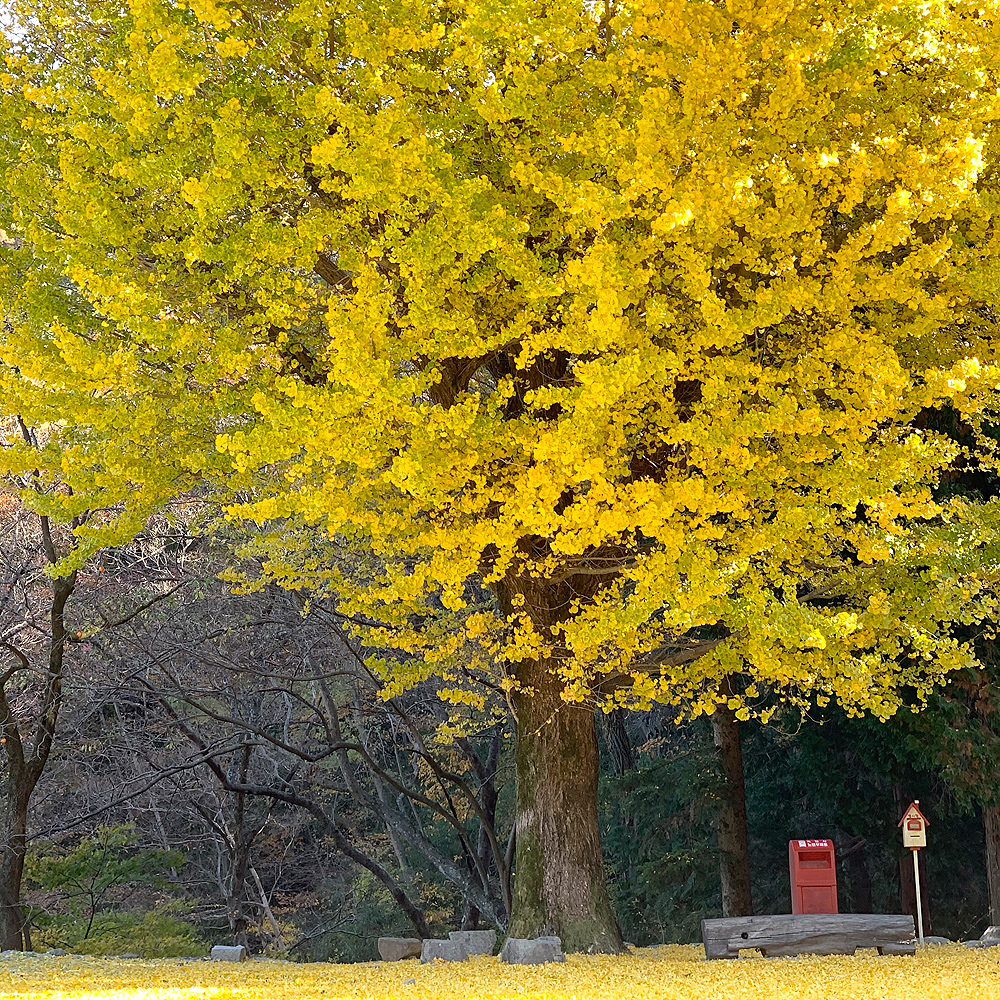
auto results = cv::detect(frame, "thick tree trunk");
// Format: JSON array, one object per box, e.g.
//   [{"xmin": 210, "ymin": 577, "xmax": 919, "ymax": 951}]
[
  {"xmin": 984, "ymin": 804, "xmax": 1000, "ymax": 924},
  {"xmin": 603, "ymin": 709, "xmax": 635, "ymax": 776},
  {"xmin": 711, "ymin": 690, "xmax": 753, "ymax": 917},
  {"xmin": 508, "ymin": 657, "xmax": 623, "ymax": 953}
]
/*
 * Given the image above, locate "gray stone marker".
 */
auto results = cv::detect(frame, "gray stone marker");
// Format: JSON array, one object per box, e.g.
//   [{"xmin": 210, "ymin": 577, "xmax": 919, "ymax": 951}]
[
  {"xmin": 968, "ymin": 927, "xmax": 1000, "ymax": 948},
  {"xmin": 499, "ymin": 937, "xmax": 566, "ymax": 965},
  {"xmin": 378, "ymin": 937, "xmax": 423, "ymax": 961},
  {"xmin": 420, "ymin": 939, "xmax": 468, "ymax": 963},
  {"xmin": 921, "ymin": 936, "xmax": 950, "ymax": 946},
  {"xmin": 448, "ymin": 930, "xmax": 497, "ymax": 955},
  {"xmin": 211, "ymin": 945, "xmax": 248, "ymax": 962}
]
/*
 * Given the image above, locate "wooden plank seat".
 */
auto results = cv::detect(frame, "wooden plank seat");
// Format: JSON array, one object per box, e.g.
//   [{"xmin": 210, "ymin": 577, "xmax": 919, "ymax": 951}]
[{"xmin": 702, "ymin": 914, "xmax": 916, "ymax": 960}]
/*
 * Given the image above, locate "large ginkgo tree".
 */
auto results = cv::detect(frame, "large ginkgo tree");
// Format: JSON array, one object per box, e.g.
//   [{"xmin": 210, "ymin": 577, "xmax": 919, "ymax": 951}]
[{"xmin": 4, "ymin": 0, "xmax": 1000, "ymax": 950}]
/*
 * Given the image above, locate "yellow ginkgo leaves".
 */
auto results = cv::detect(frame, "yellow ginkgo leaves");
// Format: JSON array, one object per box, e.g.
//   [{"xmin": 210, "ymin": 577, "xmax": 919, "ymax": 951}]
[{"xmin": 0, "ymin": 944, "xmax": 996, "ymax": 1000}]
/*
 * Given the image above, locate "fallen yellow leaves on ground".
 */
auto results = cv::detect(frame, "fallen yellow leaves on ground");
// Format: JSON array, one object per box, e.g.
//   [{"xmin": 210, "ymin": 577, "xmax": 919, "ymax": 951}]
[{"xmin": 0, "ymin": 944, "xmax": 997, "ymax": 1000}]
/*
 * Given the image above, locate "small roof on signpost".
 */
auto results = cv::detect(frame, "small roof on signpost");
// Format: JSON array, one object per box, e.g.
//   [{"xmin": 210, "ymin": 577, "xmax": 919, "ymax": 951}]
[{"xmin": 898, "ymin": 800, "xmax": 930, "ymax": 828}]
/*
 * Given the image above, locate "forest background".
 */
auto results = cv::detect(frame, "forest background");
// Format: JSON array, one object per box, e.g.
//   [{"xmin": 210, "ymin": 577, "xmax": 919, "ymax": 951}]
[
  {"xmin": 0, "ymin": 493, "xmax": 998, "ymax": 961},
  {"xmin": 4, "ymin": 0, "xmax": 1000, "ymax": 964}
]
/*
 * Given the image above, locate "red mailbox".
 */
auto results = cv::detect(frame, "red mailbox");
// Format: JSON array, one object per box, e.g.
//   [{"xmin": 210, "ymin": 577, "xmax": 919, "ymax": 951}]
[{"xmin": 789, "ymin": 839, "xmax": 838, "ymax": 914}]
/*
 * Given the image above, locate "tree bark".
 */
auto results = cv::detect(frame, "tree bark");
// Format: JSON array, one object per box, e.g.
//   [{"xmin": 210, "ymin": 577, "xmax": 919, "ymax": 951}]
[
  {"xmin": 603, "ymin": 709, "xmax": 635, "ymax": 776},
  {"xmin": 711, "ymin": 686, "xmax": 753, "ymax": 917},
  {"xmin": 842, "ymin": 837, "xmax": 873, "ymax": 914},
  {"xmin": 508, "ymin": 655, "xmax": 623, "ymax": 953},
  {"xmin": 0, "ymin": 553, "xmax": 75, "ymax": 951},
  {"xmin": 250, "ymin": 865, "xmax": 285, "ymax": 949},
  {"xmin": 0, "ymin": 780, "xmax": 31, "ymax": 951},
  {"xmin": 984, "ymin": 804, "xmax": 1000, "ymax": 924},
  {"xmin": 460, "ymin": 727, "xmax": 502, "ymax": 931},
  {"xmin": 227, "ymin": 745, "xmax": 253, "ymax": 950}
]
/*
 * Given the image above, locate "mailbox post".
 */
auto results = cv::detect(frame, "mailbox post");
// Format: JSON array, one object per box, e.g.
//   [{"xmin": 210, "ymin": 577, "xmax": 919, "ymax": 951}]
[
  {"xmin": 788, "ymin": 839, "xmax": 838, "ymax": 914},
  {"xmin": 899, "ymin": 801, "xmax": 929, "ymax": 945}
]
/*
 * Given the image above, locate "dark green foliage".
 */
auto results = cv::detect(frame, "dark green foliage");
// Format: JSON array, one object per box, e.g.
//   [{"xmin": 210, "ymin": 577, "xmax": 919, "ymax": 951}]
[
  {"xmin": 902, "ymin": 637, "xmax": 1000, "ymax": 812},
  {"xmin": 599, "ymin": 716, "xmax": 721, "ymax": 945},
  {"xmin": 32, "ymin": 904, "xmax": 207, "ymax": 958},
  {"xmin": 599, "ymin": 705, "xmax": 993, "ymax": 944},
  {"xmin": 742, "ymin": 708, "xmax": 989, "ymax": 939},
  {"xmin": 297, "ymin": 865, "xmax": 463, "ymax": 963},
  {"xmin": 25, "ymin": 825, "xmax": 203, "ymax": 956}
]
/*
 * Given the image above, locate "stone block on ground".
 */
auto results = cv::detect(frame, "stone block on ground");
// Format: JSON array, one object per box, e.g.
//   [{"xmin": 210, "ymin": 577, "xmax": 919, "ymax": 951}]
[
  {"xmin": 211, "ymin": 945, "xmax": 248, "ymax": 962},
  {"xmin": 981, "ymin": 926, "xmax": 1000, "ymax": 942},
  {"xmin": 420, "ymin": 939, "xmax": 468, "ymax": 963},
  {"xmin": 448, "ymin": 930, "xmax": 497, "ymax": 955},
  {"xmin": 499, "ymin": 937, "xmax": 566, "ymax": 965},
  {"xmin": 378, "ymin": 937, "xmax": 423, "ymax": 961},
  {"xmin": 922, "ymin": 936, "xmax": 950, "ymax": 946}
]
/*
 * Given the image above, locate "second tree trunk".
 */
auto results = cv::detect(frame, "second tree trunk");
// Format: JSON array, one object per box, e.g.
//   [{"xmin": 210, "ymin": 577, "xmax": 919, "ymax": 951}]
[
  {"xmin": 984, "ymin": 804, "xmax": 1000, "ymax": 925},
  {"xmin": 712, "ymin": 692, "xmax": 753, "ymax": 917}
]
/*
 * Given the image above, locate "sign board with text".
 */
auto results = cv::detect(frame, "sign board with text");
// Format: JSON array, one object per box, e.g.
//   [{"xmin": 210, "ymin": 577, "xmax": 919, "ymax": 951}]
[{"xmin": 898, "ymin": 801, "xmax": 928, "ymax": 849}]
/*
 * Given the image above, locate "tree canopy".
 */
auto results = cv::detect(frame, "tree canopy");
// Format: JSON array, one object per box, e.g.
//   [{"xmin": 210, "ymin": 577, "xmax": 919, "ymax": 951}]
[{"xmin": 5, "ymin": 0, "xmax": 1000, "ymax": 949}]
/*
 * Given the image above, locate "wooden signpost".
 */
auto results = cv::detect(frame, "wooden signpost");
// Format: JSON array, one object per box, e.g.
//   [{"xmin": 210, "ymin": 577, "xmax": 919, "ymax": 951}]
[{"xmin": 898, "ymin": 800, "xmax": 929, "ymax": 946}]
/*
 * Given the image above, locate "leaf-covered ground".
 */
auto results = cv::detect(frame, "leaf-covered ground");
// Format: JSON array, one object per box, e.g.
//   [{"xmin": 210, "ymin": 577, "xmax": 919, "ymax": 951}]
[{"xmin": 0, "ymin": 944, "xmax": 996, "ymax": 1000}]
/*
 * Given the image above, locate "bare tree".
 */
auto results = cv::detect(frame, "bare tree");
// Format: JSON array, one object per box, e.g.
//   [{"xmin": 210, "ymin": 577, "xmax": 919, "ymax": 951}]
[
  {"xmin": 0, "ymin": 413, "xmax": 195, "ymax": 950},
  {"xmin": 0, "ymin": 489, "xmax": 78, "ymax": 949},
  {"xmin": 70, "ymin": 572, "xmax": 513, "ymax": 948}
]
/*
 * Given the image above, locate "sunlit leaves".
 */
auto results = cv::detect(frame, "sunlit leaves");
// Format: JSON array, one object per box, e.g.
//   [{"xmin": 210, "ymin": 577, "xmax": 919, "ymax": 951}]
[{"xmin": 3, "ymin": 1, "xmax": 1000, "ymax": 718}]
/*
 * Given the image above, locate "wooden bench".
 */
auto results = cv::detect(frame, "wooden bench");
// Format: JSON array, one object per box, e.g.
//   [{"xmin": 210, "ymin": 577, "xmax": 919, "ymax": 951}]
[{"xmin": 702, "ymin": 914, "xmax": 916, "ymax": 959}]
